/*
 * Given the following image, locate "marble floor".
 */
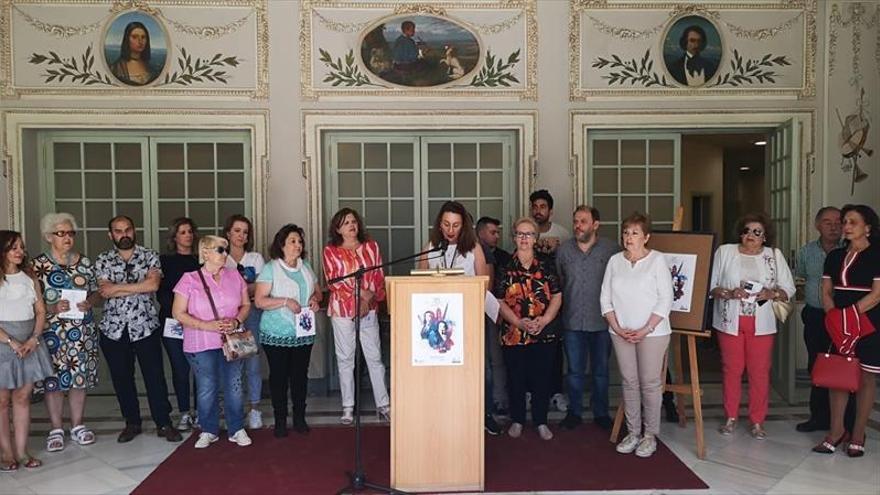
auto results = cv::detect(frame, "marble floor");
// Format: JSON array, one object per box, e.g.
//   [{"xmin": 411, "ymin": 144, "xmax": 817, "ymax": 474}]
[{"xmin": 2, "ymin": 384, "xmax": 879, "ymax": 495}]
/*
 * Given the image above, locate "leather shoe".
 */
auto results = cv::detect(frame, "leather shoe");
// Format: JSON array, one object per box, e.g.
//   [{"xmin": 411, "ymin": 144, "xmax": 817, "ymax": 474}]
[
  {"xmin": 274, "ymin": 423, "xmax": 289, "ymax": 438},
  {"xmin": 594, "ymin": 416, "xmax": 614, "ymax": 430},
  {"xmin": 559, "ymin": 413, "xmax": 582, "ymax": 430},
  {"xmin": 158, "ymin": 425, "xmax": 183, "ymax": 442},
  {"xmin": 796, "ymin": 419, "xmax": 829, "ymax": 432},
  {"xmin": 293, "ymin": 418, "xmax": 310, "ymax": 434},
  {"xmin": 117, "ymin": 424, "xmax": 142, "ymax": 443}
]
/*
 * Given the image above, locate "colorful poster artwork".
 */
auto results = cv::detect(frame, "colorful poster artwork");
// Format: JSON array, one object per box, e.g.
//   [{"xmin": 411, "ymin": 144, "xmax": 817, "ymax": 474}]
[
  {"xmin": 664, "ymin": 253, "xmax": 698, "ymax": 313},
  {"xmin": 411, "ymin": 292, "xmax": 464, "ymax": 366}
]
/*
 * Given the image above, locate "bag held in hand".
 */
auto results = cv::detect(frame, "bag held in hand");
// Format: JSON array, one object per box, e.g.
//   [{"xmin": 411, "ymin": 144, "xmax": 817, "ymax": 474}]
[
  {"xmin": 811, "ymin": 350, "xmax": 861, "ymax": 393},
  {"xmin": 197, "ymin": 269, "xmax": 258, "ymax": 362}
]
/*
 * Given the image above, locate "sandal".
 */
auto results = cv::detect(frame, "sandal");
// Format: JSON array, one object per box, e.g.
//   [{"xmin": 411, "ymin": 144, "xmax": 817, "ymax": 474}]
[
  {"xmin": 847, "ymin": 435, "xmax": 866, "ymax": 458},
  {"xmin": 70, "ymin": 425, "xmax": 96, "ymax": 446},
  {"xmin": 46, "ymin": 428, "xmax": 65, "ymax": 452},
  {"xmin": 812, "ymin": 431, "xmax": 850, "ymax": 454},
  {"xmin": 0, "ymin": 459, "xmax": 18, "ymax": 472},
  {"xmin": 18, "ymin": 456, "xmax": 42, "ymax": 469}
]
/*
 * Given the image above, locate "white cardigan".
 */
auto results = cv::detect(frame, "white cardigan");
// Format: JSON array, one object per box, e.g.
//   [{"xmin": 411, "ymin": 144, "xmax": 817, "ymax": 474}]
[
  {"xmin": 600, "ymin": 250, "xmax": 673, "ymax": 337},
  {"xmin": 710, "ymin": 244, "xmax": 796, "ymax": 336}
]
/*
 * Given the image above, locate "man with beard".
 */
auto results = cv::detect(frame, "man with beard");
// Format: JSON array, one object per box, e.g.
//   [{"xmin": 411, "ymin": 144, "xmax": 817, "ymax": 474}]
[
  {"xmin": 529, "ymin": 190, "xmax": 571, "ymax": 412},
  {"xmin": 555, "ymin": 206, "xmax": 619, "ymax": 430},
  {"xmin": 477, "ymin": 216, "xmax": 512, "ymax": 418},
  {"xmin": 96, "ymin": 215, "xmax": 181, "ymax": 443}
]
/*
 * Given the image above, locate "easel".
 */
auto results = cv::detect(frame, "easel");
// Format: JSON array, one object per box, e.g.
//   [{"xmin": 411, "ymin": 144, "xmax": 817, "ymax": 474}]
[{"xmin": 609, "ymin": 206, "xmax": 711, "ymax": 459}]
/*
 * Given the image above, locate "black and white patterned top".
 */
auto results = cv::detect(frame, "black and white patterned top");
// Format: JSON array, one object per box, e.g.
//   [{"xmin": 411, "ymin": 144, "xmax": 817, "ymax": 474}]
[{"xmin": 95, "ymin": 245, "xmax": 161, "ymax": 342}]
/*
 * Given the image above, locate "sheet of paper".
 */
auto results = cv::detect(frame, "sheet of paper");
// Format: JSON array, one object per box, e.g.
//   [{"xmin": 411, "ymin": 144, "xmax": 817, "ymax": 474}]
[
  {"xmin": 296, "ymin": 308, "xmax": 317, "ymax": 337},
  {"xmin": 485, "ymin": 290, "xmax": 500, "ymax": 323},
  {"xmin": 58, "ymin": 289, "xmax": 87, "ymax": 320},
  {"xmin": 163, "ymin": 318, "xmax": 184, "ymax": 339}
]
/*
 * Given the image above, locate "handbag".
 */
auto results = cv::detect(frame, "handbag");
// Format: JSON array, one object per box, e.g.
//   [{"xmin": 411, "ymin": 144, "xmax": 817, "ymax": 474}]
[
  {"xmin": 811, "ymin": 346, "xmax": 862, "ymax": 392},
  {"xmin": 197, "ymin": 270, "xmax": 259, "ymax": 362},
  {"xmin": 770, "ymin": 250, "xmax": 794, "ymax": 323}
]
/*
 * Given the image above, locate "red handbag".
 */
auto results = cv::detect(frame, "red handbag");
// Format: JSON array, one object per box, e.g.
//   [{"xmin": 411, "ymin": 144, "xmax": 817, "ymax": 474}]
[{"xmin": 811, "ymin": 351, "xmax": 862, "ymax": 393}]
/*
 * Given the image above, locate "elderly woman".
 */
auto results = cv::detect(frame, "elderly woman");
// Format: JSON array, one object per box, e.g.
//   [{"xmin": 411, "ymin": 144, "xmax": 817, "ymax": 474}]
[
  {"xmin": 495, "ymin": 217, "xmax": 562, "ymax": 441},
  {"xmin": 172, "ymin": 235, "xmax": 252, "ymax": 448},
  {"xmin": 710, "ymin": 212, "xmax": 795, "ymax": 440},
  {"xmin": 813, "ymin": 205, "xmax": 880, "ymax": 457},
  {"xmin": 158, "ymin": 217, "xmax": 200, "ymax": 431},
  {"xmin": 31, "ymin": 213, "xmax": 101, "ymax": 452},
  {"xmin": 0, "ymin": 230, "xmax": 54, "ymax": 471},
  {"xmin": 255, "ymin": 224, "xmax": 321, "ymax": 438},
  {"xmin": 601, "ymin": 213, "xmax": 673, "ymax": 458},
  {"xmin": 323, "ymin": 208, "xmax": 390, "ymax": 424},
  {"xmin": 224, "ymin": 214, "xmax": 265, "ymax": 430}
]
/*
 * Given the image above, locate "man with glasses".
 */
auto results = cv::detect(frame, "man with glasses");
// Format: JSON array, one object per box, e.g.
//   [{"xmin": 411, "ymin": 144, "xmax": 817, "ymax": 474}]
[
  {"xmin": 96, "ymin": 215, "xmax": 181, "ymax": 443},
  {"xmin": 555, "ymin": 206, "xmax": 620, "ymax": 430}
]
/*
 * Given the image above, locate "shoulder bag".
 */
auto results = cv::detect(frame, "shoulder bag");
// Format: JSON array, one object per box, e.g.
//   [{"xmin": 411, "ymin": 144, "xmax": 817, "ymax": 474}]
[
  {"xmin": 197, "ymin": 269, "xmax": 258, "ymax": 362},
  {"xmin": 771, "ymin": 249, "xmax": 794, "ymax": 323}
]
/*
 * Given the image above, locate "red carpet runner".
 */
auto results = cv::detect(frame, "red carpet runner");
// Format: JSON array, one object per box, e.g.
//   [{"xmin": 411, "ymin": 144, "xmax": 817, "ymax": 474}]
[{"xmin": 134, "ymin": 424, "xmax": 707, "ymax": 494}]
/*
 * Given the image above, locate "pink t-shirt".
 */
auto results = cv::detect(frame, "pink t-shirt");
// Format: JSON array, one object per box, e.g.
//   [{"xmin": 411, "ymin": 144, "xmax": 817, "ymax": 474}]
[{"xmin": 173, "ymin": 267, "xmax": 246, "ymax": 353}]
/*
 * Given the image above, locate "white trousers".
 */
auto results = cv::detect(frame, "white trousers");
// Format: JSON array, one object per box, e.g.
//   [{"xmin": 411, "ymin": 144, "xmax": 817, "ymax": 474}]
[{"xmin": 331, "ymin": 312, "xmax": 389, "ymax": 409}]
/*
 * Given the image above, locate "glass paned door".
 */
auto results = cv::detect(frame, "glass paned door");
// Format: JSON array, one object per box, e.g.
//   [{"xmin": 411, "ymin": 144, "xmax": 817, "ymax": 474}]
[{"xmin": 587, "ymin": 133, "xmax": 680, "ymax": 240}]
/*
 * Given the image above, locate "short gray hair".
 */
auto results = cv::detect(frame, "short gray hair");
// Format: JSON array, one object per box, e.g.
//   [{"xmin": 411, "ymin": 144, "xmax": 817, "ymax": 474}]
[{"xmin": 41, "ymin": 212, "xmax": 79, "ymax": 238}]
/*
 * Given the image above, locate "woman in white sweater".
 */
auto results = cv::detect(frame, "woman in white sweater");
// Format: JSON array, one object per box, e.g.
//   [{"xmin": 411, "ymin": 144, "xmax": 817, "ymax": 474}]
[
  {"xmin": 709, "ymin": 213, "xmax": 795, "ymax": 440},
  {"xmin": 601, "ymin": 213, "xmax": 673, "ymax": 458}
]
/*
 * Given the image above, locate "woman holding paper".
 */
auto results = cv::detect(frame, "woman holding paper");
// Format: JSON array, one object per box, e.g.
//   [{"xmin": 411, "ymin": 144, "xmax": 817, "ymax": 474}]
[
  {"xmin": 31, "ymin": 213, "xmax": 102, "ymax": 452},
  {"xmin": 1, "ymin": 230, "xmax": 55, "ymax": 471},
  {"xmin": 323, "ymin": 208, "xmax": 390, "ymax": 425},
  {"xmin": 255, "ymin": 224, "xmax": 321, "ymax": 438},
  {"xmin": 709, "ymin": 212, "xmax": 795, "ymax": 440}
]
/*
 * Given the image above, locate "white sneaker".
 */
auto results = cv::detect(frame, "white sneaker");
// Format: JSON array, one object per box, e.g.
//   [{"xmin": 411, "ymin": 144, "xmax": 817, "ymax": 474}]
[
  {"xmin": 247, "ymin": 409, "xmax": 263, "ymax": 429},
  {"xmin": 377, "ymin": 405, "xmax": 391, "ymax": 422},
  {"xmin": 616, "ymin": 433, "xmax": 640, "ymax": 454},
  {"xmin": 340, "ymin": 407, "xmax": 354, "ymax": 425},
  {"xmin": 176, "ymin": 413, "xmax": 194, "ymax": 432},
  {"xmin": 537, "ymin": 424, "xmax": 554, "ymax": 440},
  {"xmin": 635, "ymin": 433, "xmax": 657, "ymax": 458},
  {"xmin": 194, "ymin": 432, "xmax": 218, "ymax": 449},
  {"xmin": 551, "ymin": 393, "xmax": 569, "ymax": 413},
  {"xmin": 508, "ymin": 422, "xmax": 523, "ymax": 438},
  {"xmin": 228, "ymin": 429, "xmax": 252, "ymax": 447}
]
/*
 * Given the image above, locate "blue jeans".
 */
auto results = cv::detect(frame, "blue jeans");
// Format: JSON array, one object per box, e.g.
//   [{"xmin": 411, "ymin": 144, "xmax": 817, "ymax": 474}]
[
  {"xmin": 162, "ymin": 335, "xmax": 193, "ymax": 413},
  {"xmin": 186, "ymin": 349, "xmax": 245, "ymax": 436},
  {"xmin": 564, "ymin": 330, "xmax": 611, "ymax": 419},
  {"xmin": 242, "ymin": 309, "xmax": 263, "ymax": 405}
]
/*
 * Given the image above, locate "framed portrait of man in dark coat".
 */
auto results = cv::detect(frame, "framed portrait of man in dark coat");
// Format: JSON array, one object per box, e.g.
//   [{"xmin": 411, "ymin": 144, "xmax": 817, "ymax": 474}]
[{"xmin": 662, "ymin": 15, "xmax": 722, "ymax": 88}]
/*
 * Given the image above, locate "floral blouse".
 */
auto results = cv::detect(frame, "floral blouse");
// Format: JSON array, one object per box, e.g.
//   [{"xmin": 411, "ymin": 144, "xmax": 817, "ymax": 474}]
[{"xmin": 494, "ymin": 254, "xmax": 561, "ymax": 346}]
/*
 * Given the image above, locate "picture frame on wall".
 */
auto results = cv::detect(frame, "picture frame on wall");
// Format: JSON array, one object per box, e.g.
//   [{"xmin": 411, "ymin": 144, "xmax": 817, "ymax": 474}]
[{"xmin": 647, "ymin": 231, "xmax": 716, "ymax": 331}]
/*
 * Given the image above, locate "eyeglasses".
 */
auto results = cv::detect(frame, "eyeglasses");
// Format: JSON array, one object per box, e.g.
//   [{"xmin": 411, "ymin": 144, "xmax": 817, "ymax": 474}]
[
  {"xmin": 214, "ymin": 246, "xmax": 229, "ymax": 255},
  {"xmin": 513, "ymin": 231, "xmax": 537, "ymax": 239},
  {"xmin": 741, "ymin": 228, "xmax": 765, "ymax": 237},
  {"xmin": 52, "ymin": 231, "xmax": 77, "ymax": 238}
]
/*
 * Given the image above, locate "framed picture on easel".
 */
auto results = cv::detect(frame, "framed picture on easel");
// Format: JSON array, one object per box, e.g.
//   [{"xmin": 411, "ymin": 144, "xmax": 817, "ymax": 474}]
[{"xmin": 647, "ymin": 231, "xmax": 716, "ymax": 331}]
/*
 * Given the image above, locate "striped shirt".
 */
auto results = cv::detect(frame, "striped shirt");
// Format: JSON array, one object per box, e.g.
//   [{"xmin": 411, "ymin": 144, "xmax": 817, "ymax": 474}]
[{"xmin": 796, "ymin": 239, "xmax": 841, "ymax": 309}]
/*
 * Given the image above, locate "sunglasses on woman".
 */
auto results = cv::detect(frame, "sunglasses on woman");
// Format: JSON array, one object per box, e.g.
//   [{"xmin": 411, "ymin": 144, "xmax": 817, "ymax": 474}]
[
  {"xmin": 214, "ymin": 246, "xmax": 229, "ymax": 255},
  {"xmin": 52, "ymin": 230, "xmax": 77, "ymax": 238},
  {"xmin": 740, "ymin": 228, "xmax": 764, "ymax": 237}
]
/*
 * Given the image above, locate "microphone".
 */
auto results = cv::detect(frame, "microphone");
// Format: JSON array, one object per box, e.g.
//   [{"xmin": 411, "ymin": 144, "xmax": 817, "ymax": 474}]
[{"xmin": 436, "ymin": 238, "xmax": 449, "ymax": 252}]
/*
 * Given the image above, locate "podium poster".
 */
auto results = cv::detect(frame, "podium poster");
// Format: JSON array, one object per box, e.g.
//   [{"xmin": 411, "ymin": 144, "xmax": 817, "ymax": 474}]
[{"xmin": 412, "ymin": 293, "xmax": 464, "ymax": 366}]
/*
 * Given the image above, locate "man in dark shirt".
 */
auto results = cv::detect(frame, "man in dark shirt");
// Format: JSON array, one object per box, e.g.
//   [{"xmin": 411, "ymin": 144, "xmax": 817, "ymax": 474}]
[{"xmin": 478, "ymin": 216, "xmax": 511, "ymax": 418}]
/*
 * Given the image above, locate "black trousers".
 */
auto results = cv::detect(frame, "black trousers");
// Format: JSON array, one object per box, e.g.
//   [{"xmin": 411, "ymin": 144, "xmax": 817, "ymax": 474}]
[
  {"xmin": 504, "ymin": 342, "xmax": 555, "ymax": 425},
  {"xmin": 802, "ymin": 305, "xmax": 855, "ymax": 429},
  {"xmin": 100, "ymin": 329, "xmax": 172, "ymax": 428},
  {"xmin": 263, "ymin": 344, "xmax": 313, "ymax": 421}
]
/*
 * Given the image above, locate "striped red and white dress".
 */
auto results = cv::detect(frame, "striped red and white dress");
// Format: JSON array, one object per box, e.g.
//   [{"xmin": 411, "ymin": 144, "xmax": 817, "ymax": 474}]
[{"xmin": 322, "ymin": 240, "xmax": 386, "ymax": 319}]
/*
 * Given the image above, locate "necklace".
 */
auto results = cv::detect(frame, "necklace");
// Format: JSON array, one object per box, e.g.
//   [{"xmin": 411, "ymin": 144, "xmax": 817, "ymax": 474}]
[{"xmin": 443, "ymin": 246, "xmax": 459, "ymax": 269}]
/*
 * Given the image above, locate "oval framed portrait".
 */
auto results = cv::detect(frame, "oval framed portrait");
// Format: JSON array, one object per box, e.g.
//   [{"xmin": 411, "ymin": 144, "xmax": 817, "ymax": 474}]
[
  {"xmin": 661, "ymin": 15, "xmax": 723, "ymax": 88},
  {"xmin": 358, "ymin": 14, "xmax": 483, "ymax": 88},
  {"xmin": 103, "ymin": 10, "xmax": 170, "ymax": 87}
]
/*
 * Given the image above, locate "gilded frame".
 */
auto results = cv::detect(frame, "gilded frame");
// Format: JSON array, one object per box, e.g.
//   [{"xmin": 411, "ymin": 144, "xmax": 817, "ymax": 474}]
[
  {"xmin": 0, "ymin": 0, "xmax": 269, "ymax": 99},
  {"xmin": 300, "ymin": 0, "xmax": 537, "ymax": 100},
  {"xmin": 569, "ymin": 0, "xmax": 817, "ymax": 100}
]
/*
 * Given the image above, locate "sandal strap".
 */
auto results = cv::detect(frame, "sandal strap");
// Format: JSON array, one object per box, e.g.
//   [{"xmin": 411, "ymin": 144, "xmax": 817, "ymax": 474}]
[
  {"xmin": 47, "ymin": 428, "xmax": 64, "ymax": 439},
  {"xmin": 849, "ymin": 442, "xmax": 865, "ymax": 452},
  {"xmin": 820, "ymin": 440, "xmax": 836, "ymax": 452}
]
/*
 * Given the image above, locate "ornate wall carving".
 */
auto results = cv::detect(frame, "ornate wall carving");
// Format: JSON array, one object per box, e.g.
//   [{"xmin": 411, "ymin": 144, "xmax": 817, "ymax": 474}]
[
  {"xmin": 300, "ymin": 0, "xmax": 537, "ymax": 100},
  {"xmin": 1, "ymin": 0, "xmax": 268, "ymax": 99},
  {"xmin": 570, "ymin": 0, "xmax": 816, "ymax": 100}
]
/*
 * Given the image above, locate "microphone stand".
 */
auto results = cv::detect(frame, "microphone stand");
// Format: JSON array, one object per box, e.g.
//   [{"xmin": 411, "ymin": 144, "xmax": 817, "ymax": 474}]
[{"xmin": 331, "ymin": 244, "xmax": 445, "ymax": 495}]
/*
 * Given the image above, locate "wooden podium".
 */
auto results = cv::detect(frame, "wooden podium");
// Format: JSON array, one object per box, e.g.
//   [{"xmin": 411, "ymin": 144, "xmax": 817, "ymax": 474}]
[{"xmin": 385, "ymin": 275, "xmax": 488, "ymax": 493}]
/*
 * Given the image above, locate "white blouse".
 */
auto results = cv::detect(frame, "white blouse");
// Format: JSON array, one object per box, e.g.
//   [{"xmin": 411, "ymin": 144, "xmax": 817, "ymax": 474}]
[
  {"xmin": 426, "ymin": 243, "xmax": 477, "ymax": 276},
  {"xmin": 0, "ymin": 271, "xmax": 37, "ymax": 321},
  {"xmin": 600, "ymin": 250, "xmax": 674, "ymax": 337}
]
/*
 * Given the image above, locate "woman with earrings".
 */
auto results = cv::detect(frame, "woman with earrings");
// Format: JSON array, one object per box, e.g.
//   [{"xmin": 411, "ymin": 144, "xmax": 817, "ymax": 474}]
[
  {"xmin": 31, "ymin": 213, "xmax": 101, "ymax": 452},
  {"xmin": 813, "ymin": 204, "xmax": 880, "ymax": 457},
  {"xmin": 172, "ymin": 235, "xmax": 252, "ymax": 449},
  {"xmin": 323, "ymin": 208, "xmax": 390, "ymax": 424},
  {"xmin": 1, "ymin": 230, "xmax": 55, "ymax": 471},
  {"xmin": 710, "ymin": 212, "xmax": 795, "ymax": 440},
  {"xmin": 223, "ymin": 214, "xmax": 266, "ymax": 429},
  {"xmin": 158, "ymin": 217, "xmax": 200, "ymax": 431}
]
